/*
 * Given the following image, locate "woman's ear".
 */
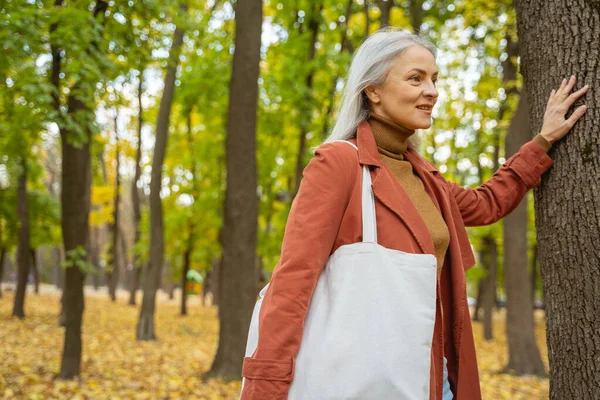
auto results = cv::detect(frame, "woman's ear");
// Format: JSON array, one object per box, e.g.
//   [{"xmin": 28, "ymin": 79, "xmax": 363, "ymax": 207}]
[{"xmin": 364, "ymin": 85, "xmax": 381, "ymax": 105}]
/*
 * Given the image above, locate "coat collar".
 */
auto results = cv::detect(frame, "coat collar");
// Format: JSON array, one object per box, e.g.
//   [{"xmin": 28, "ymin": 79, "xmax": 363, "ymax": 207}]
[
  {"xmin": 356, "ymin": 120, "xmax": 436, "ymax": 255},
  {"xmin": 356, "ymin": 120, "xmax": 439, "ymax": 174}
]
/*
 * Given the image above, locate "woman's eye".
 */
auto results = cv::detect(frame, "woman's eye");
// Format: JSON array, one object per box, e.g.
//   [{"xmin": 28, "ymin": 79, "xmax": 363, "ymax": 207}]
[{"xmin": 410, "ymin": 76, "xmax": 421, "ymax": 82}]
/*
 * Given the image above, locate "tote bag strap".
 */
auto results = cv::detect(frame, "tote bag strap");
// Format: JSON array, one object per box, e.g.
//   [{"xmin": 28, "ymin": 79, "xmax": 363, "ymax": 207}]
[{"xmin": 329, "ymin": 140, "xmax": 377, "ymax": 244}]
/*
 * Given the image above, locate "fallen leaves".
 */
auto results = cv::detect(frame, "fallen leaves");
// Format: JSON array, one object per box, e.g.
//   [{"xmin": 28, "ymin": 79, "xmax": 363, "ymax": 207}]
[{"xmin": 0, "ymin": 287, "xmax": 549, "ymax": 399}]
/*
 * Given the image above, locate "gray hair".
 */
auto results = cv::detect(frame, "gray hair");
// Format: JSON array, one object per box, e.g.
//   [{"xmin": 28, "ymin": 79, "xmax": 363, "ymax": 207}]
[{"xmin": 324, "ymin": 28, "xmax": 437, "ymax": 150}]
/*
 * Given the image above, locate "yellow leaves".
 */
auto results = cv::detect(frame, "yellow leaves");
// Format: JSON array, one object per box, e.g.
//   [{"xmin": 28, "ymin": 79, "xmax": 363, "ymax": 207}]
[
  {"xmin": 1, "ymin": 289, "xmax": 549, "ymax": 399},
  {"xmin": 1, "ymin": 288, "xmax": 241, "ymax": 399},
  {"xmin": 90, "ymin": 185, "xmax": 114, "ymax": 226},
  {"xmin": 472, "ymin": 310, "xmax": 549, "ymax": 399}
]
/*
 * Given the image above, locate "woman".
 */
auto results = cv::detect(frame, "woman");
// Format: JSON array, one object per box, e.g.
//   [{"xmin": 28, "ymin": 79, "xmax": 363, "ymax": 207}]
[{"xmin": 241, "ymin": 30, "xmax": 589, "ymax": 400}]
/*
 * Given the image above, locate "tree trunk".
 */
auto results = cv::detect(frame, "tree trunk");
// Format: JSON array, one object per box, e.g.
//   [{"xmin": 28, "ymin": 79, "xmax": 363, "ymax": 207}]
[
  {"xmin": 211, "ymin": 256, "xmax": 220, "ymax": 308},
  {"xmin": 364, "ymin": 0, "xmax": 370, "ymax": 38},
  {"xmin": 472, "ymin": 282, "xmax": 483, "ymax": 322},
  {"xmin": 321, "ymin": 0, "xmax": 354, "ymax": 141},
  {"xmin": 208, "ymin": 0, "xmax": 262, "ymax": 379},
  {"xmin": 377, "ymin": 0, "xmax": 394, "ymax": 27},
  {"xmin": 503, "ymin": 88, "xmax": 546, "ymax": 376},
  {"xmin": 54, "ymin": 0, "xmax": 108, "ymax": 379},
  {"xmin": 0, "ymin": 248, "xmax": 5, "ymax": 298},
  {"xmin": 481, "ymin": 236, "xmax": 497, "ymax": 341},
  {"xmin": 90, "ymin": 226, "xmax": 101, "ymax": 290},
  {"xmin": 515, "ymin": 1, "xmax": 600, "ymax": 396},
  {"xmin": 54, "ymin": 246, "xmax": 63, "ymax": 289},
  {"xmin": 58, "ymin": 92, "xmax": 92, "ymax": 378},
  {"xmin": 409, "ymin": 0, "xmax": 424, "ymax": 33},
  {"xmin": 293, "ymin": 1, "xmax": 323, "ymax": 197},
  {"xmin": 12, "ymin": 159, "xmax": 30, "ymax": 319},
  {"xmin": 109, "ymin": 113, "xmax": 121, "ymax": 302},
  {"xmin": 181, "ymin": 112, "xmax": 197, "ymax": 316},
  {"xmin": 137, "ymin": 5, "xmax": 186, "ymax": 341},
  {"xmin": 129, "ymin": 71, "xmax": 144, "ymax": 306},
  {"xmin": 530, "ymin": 243, "xmax": 538, "ymax": 304},
  {"xmin": 30, "ymin": 248, "xmax": 39, "ymax": 295}
]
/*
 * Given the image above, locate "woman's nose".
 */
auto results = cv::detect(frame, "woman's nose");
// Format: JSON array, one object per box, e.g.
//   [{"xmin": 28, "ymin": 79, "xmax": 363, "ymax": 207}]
[{"xmin": 424, "ymin": 85, "xmax": 439, "ymax": 99}]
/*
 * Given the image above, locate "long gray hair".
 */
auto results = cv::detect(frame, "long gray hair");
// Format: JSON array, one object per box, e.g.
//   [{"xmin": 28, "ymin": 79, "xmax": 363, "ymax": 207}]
[{"xmin": 324, "ymin": 29, "xmax": 437, "ymax": 150}]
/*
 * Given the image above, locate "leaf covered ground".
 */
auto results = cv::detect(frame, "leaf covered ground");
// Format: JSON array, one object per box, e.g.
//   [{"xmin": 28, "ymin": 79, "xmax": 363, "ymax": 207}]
[{"xmin": 0, "ymin": 286, "xmax": 549, "ymax": 399}]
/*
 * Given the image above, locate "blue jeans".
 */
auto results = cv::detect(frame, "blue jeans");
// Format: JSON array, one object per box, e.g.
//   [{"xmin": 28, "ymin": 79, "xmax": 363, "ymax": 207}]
[{"xmin": 443, "ymin": 357, "xmax": 453, "ymax": 400}]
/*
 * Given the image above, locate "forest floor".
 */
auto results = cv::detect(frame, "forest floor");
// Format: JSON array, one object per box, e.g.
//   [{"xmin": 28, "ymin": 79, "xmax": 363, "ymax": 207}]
[{"xmin": 0, "ymin": 284, "xmax": 549, "ymax": 399}]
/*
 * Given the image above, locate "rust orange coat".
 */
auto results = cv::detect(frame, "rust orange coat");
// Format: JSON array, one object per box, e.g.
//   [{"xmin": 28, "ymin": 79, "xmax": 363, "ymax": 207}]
[{"xmin": 241, "ymin": 121, "xmax": 553, "ymax": 399}]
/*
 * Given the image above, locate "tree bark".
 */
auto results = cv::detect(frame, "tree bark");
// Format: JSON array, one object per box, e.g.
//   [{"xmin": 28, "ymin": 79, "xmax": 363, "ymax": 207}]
[
  {"xmin": 321, "ymin": 0, "xmax": 354, "ymax": 141},
  {"xmin": 293, "ymin": 1, "xmax": 323, "ymax": 197},
  {"xmin": 0, "ymin": 248, "xmax": 5, "ymax": 298},
  {"xmin": 472, "ymin": 282, "xmax": 482, "ymax": 322},
  {"xmin": 480, "ymin": 236, "xmax": 497, "ymax": 341},
  {"xmin": 90, "ymin": 226, "xmax": 101, "ymax": 290},
  {"xmin": 364, "ymin": 0, "xmax": 370, "ymax": 38},
  {"xmin": 503, "ymin": 88, "xmax": 546, "ymax": 376},
  {"xmin": 137, "ymin": 5, "xmax": 186, "ymax": 341},
  {"xmin": 409, "ymin": 0, "xmax": 424, "ymax": 33},
  {"xmin": 12, "ymin": 159, "xmax": 30, "ymax": 319},
  {"xmin": 181, "ymin": 111, "xmax": 197, "ymax": 316},
  {"xmin": 530, "ymin": 243, "xmax": 538, "ymax": 304},
  {"xmin": 129, "ymin": 71, "xmax": 144, "ymax": 306},
  {"xmin": 208, "ymin": 0, "xmax": 262, "ymax": 379},
  {"xmin": 54, "ymin": 0, "xmax": 108, "ymax": 379},
  {"xmin": 30, "ymin": 248, "xmax": 39, "ymax": 295},
  {"xmin": 108, "ymin": 113, "xmax": 121, "ymax": 302},
  {"xmin": 515, "ymin": 1, "xmax": 600, "ymax": 396},
  {"xmin": 378, "ymin": 0, "xmax": 394, "ymax": 27}
]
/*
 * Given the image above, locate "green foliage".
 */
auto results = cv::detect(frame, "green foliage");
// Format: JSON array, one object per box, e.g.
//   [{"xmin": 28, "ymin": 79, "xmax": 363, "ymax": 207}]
[
  {"xmin": 1, "ymin": 0, "xmax": 540, "ymax": 292},
  {"xmin": 62, "ymin": 246, "xmax": 94, "ymax": 273}
]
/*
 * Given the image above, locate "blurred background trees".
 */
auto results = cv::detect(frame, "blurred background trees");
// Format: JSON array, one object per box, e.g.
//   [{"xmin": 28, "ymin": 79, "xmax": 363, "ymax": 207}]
[{"xmin": 0, "ymin": 0, "xmax": 597, "ymax": 397}]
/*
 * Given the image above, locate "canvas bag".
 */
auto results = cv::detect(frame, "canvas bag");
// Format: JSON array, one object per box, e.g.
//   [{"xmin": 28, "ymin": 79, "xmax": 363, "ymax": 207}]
[{"xmin": 243, "ymin": 141, "xmax": 437, "ymax": 399}]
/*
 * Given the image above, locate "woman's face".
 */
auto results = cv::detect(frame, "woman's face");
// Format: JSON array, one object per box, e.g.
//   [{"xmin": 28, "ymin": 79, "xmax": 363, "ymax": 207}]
[{"xmin": 365, "ymin": 45, "xmax": 439, "ymax": 130}]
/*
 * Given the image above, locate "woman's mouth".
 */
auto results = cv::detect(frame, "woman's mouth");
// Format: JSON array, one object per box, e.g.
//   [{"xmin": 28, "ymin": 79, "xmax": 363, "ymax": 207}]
[{"xmin": 416, "ymin": 105, "xmax": 432, "ymax": 115}]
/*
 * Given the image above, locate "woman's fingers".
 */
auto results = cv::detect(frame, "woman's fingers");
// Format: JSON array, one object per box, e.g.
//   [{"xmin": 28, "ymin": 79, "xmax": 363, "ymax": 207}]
[
  {"xmin": 556, "ymin": 75, "xmax": 575, "ymax": 100},
  {"xmin": 565, "ymin": 85, "xmax": 590, "ymax": 107},
  {"xmin": 565, "ymin": 105, "xmax": 588, "ymax": 128}
]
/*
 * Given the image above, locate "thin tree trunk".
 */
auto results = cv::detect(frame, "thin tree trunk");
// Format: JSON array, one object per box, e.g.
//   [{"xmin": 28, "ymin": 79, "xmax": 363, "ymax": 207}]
[
  {"xmin": 55, "ymin": 0, "xmax": 108, "ymax": 379},
  {"xmin": 90, "ymin": 227, "xmax": 101, "ymax": 290},
  {"xmin": 293, "ymin": 1, "xmax": 323, "ymax": 197},
  {"xmin": 378, "ymin": 0, "xmax": 394, "ymax": 27},
  {"xmin": 503, "ymin": 88, "xmax": 546, "ymax": 376},
  {"xmin": 530, "ymin": 243, "xmax": 538, "ymax": 304},
  {"xmin": 137, "ymin": 4, "xmax": 186, "ymax": 341},
  {"xmin": 409, "ymin": 0, "xmax": 424, "ymax": 33},
  {"xmin": 364, "ymin": 0, "xmax": 370, "ymax": 38},
  {"xmin": 12, "ymin": 159, "xmax": 30, "ymax": 319},
  {"xmin": 472, "ymin": 282, "xmax": 483, "ymax": 322},
  {"xmin": 0, "ymin": 248, "xmax": 5, "ymax": 298},
  {"xmin": 30, "ymin": 248, "xmax": 39, "ymax": 295},
  {"xmin": 211, "ymin": 256, "xmax": 220, "ymax": 308},
  {"xmin": 208, "ymin": 0, "xmax": 262, "ymax": 379},
  {"xmin": 129, "ymin": 71, "xmax": 144, "ymax": 306},
  {"xmin": 481, "ymin": 236, "xmax": 497, "ymax": 341},
  {"xmin": 109, "ymin": 113, "xmax": 121, "ymax": 302},
  {"xmin": 321, "ymin": 0, "xmax": 354, "ymax": 141},
  {"xmin": 181, "ymin": 112, "xmax": 197, "ymax": 316},
  {"xmin": 515, "ymin": 1, "xmax": 600, "ymax": 396},
  {"xmin": 54, "ymin": 246, "xmax": 63, "ymax": 289}
]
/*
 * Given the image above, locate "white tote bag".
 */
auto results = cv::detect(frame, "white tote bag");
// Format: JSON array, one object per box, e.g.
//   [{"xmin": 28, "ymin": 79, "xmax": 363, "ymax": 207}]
[{"xmin": 244, "ymin": 142, "xmax": 437, "ymax": 400}]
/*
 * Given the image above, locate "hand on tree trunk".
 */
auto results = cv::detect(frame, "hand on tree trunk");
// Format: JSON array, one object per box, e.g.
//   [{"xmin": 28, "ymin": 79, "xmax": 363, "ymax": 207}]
[{"xmin": 539, "ymin": 75, "xmax": 589, "ymax": 144}]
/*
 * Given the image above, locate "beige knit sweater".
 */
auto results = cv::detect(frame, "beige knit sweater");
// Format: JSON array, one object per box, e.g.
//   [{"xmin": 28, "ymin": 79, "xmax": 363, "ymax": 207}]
[{"xmin": 368, "ymin": 113, "xmax": 450, "ymax": 276}]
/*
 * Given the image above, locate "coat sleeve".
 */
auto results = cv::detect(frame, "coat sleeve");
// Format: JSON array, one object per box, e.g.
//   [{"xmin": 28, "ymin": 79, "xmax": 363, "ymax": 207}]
[
  {"xmin": 240, "ymin": 142, "xmax": 358, "ymax": 400},
  {"xmin": 448, "ymin": 140, "xmax": 553, "ymax": 227}
]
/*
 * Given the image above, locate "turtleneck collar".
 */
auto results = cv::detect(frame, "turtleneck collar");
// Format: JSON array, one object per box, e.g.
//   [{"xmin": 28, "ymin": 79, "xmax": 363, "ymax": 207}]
[{"xmin": 367, "ymin": 112, "xmax": 416, "ymax": 160}]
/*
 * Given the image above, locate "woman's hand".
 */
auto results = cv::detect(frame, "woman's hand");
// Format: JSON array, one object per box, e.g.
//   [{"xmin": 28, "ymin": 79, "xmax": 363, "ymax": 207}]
[{"xmin": 539, "ymin": 75, "xmax": 589, "ymax": 144}]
